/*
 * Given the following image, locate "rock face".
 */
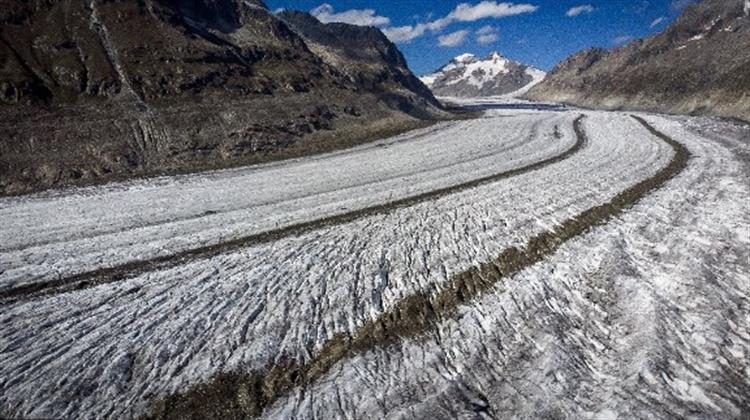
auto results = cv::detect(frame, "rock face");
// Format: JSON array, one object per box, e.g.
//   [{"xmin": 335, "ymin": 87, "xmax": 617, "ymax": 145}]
[
  {"xmin": 0, "ymin": 0, "xmax": 309, "ymax": 104},
  {"xmin": 525, "ymin": 0, "xmax": 750, "ymax": 122},
  {"xmin": 279, "ymin": 10, "xmax": 440, "ymax": 118},
  {"xmin": 0, "ymin": 0, "xmax": 443, "ymax": 195},
  {"xmin": 420, "ymin": 52, "xmax": 546, "ymax": 98}
]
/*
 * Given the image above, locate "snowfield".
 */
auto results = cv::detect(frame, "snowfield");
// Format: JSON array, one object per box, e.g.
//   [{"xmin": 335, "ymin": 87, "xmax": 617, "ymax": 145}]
[
  {"xmin": 1, "ymin": 103, "xmax": 748, "ymax": 419},
  {"xmin": 1, "ymin": 112, "xmax": 572, "ymax": 293}
]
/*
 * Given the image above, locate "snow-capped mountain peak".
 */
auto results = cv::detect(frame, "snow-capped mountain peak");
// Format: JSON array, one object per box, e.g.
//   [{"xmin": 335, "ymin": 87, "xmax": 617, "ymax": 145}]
[
  {"xmin": 454, "ymin": 53, "xmax": 477, "ymax": 63},
  {"xmin": 420, "ymin": 51, "xmax": 546, "ymax": 98},
  {"xmin": 487, "ymin": 51, "xmax": 504, "ymax": 61}
]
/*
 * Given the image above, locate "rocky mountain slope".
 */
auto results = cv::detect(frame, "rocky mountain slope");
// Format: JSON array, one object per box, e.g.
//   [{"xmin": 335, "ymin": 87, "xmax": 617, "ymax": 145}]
[
  {"xmin": 0, "ymin": 0, "xmax": 444, "ymax": 195},
  {"xmin": 279, "ymin": 11, "xmax": 440, "ymax": 117},
  {"xmin": 525, "ymin": 0, "xmax": 750, "ymax": 121},
  {"xmin": 420, "ymin": 52, "xmax": 546, "ymax": 98}
]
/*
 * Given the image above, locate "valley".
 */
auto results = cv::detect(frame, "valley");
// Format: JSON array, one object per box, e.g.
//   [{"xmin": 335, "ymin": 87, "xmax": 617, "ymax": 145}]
[
  {"xmin": 1, "ymin": 102, "xmax": 748, "ymax": 418},
  {"xmin": 1, "ymin": 1, "xmax": 749, "ymax": 419}
]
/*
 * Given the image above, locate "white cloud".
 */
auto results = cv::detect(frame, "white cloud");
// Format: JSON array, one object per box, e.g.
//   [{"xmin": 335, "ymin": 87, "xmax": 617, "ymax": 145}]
[
  {"xmin": 634, "ymin": 1, "xmax": 651, "ymax": 15},
  {"xmin": 476, "ymin": 25, "xmax": 500, "ymax": 44},
  {"xmin": 477, "ymin": 33, "xmax": 500, "ymax": 44},
  {"xmin": 670, "ymin": 0, "xmax": 697, "ymax": 11},
  {"xmin": 650, "ymin": 17, "xmax": 665, "ymax": 28},
  {"xmin": 476, "ymin": 25, "xmax": 496, "ymax": 35},
  {"xmin": 382, "ymin": 24, "xmax": 429, "ymax": 43},
  {"xmin": 311, "ymin": 3, "xmax": 390, "ymax": 27},
  {"xmin": 566, "ymin": 5, "xmax": 595, "ymax": 17},
  {"xmin": 613, "ymin": 35, "xmax": 633, "ymax": 44},
  {"xmin": 438, "ymin": 29, "xmax": 470, "ymax": 47},
  {"xmin": 381, "ymin": 1, "xmax": 537, "ymax": 43},
  {"xmin": 448, "ymin": 1, "xmax": 538, "ymax": 22}
]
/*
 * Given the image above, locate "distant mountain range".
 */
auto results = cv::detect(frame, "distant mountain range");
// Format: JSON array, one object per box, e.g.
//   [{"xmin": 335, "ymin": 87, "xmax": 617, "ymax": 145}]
[
  {"xmin": 526, "ymin": 0, "xmax": 750, "ymax": 121},
  {"xmin": 0, "ymin": 0, "xmax": 443, "ymax": 195},
  {"xmin": 420, "ymin": 52, "xmax": 546, "ymax": 98}
]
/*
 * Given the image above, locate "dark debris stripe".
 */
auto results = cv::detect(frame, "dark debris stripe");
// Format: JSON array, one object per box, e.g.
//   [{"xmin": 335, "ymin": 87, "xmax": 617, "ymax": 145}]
[
  {"xmin": 1, "ymin": 116, "xmax": 586, "ymax": 304},
  {"xmin": 144, "ymin": 115, "xmax": 690, "ymax": 420}
]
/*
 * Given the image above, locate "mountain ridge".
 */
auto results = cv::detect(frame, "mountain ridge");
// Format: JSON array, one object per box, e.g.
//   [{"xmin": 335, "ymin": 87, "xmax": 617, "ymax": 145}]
[
  {"xmin": 278, "ymin": 10, "xmax": 440, "ymax": 117},
  {"xmin": 0, "ymin": 0, "xmax": 445, "ymax": 195},
  {"xmin": 525, "ymin": 0, "xmax": 750, "ymax": 122},
  {"xmin": 420, "ymin": 52, "xmax": 546, "ymax": 98}
]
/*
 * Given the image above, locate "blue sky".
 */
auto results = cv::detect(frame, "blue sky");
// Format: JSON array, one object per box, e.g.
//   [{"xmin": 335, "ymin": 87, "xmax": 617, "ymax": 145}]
[{"xmin": 266, "ymin": 1, "xmax": 698, "ymax": 75}]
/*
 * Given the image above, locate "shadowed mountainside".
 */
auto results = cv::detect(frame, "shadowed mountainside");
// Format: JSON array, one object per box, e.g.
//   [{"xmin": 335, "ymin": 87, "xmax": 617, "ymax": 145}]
[
  {"xmin": 525, "ymin": 0, "xmax": 750, "ymax": 122},
  {"xmin": 0, "ymin": 0, "xmax": 444, "ymax": 195},
  {"xmin": 278, "ymin": 10, "xmax": 440, "ymax": 117}
]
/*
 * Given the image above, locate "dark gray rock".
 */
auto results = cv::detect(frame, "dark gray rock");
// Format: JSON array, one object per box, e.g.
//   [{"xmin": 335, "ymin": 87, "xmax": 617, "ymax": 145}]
[{"xmin": 278, "ymin": 10, "xmax": 440, "ymax": 116}]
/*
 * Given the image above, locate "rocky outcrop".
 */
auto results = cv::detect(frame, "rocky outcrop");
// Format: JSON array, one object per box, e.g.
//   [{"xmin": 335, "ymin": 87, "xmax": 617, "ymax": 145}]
[
  {"xmin": 525, "ymin": 0, "xmax": 750, "ymax": 121},
  {"xmin": 0, "ymin": 0, "xmax": 313, "ymax": 104},
  {"xmin": 420, "ymin": 52, "xmax": 546, "ymax": 98},
  {"xmin": 0, "ymin": 0, "xmax": 445, "ymax": 195},
  {"xmin": 278, "ymin": 10, "xmax": 439, "ymax": 117}
]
